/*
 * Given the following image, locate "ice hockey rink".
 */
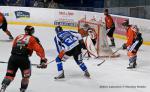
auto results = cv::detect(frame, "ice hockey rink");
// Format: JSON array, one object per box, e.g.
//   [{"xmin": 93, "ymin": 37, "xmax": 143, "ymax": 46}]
[{"xmin": 0, "ymin": 25, "xmax": 150, "ymax": 92}]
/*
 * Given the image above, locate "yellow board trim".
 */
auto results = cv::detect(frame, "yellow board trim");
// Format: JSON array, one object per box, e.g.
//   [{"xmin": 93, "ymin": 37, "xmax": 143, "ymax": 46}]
[
  {"xmin": 8, "ymin": 21, "xmax": 150, "ymax": 46},
  {"xmin": 114, "ymin": 34, "xmax": 150, "ymax": 46}
]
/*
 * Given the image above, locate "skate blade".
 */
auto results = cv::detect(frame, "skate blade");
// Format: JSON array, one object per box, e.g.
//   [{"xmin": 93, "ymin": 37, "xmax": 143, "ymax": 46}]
[{"xmin": 54, "ymin": 78, "xmax": 66, "ymax": 81}]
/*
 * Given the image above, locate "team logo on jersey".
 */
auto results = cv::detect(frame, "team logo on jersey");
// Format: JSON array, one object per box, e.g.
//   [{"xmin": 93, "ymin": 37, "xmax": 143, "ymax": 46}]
[{"xmin": 15, "ymin": 11, "xmax": 30, "ymax": 19}]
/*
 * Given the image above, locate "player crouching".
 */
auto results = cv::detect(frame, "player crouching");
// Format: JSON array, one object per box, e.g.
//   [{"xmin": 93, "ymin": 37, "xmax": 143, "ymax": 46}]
[
  {"xmin": 122, "ymin": 20, "xmax": 143, "ymax": 69},
  {"xmin": 54, "ymin": 25, "xmax": 90, "ymax": 79}
]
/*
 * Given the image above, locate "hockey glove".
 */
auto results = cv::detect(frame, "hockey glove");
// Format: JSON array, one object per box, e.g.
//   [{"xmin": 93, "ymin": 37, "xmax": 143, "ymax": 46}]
[
  {"xmin": 122, "ymin": 43, "xmax": 127, "ymax": 50},
  {"xmin": 38, "ymin": 58, "xmax": 47, "ymax": 69}
]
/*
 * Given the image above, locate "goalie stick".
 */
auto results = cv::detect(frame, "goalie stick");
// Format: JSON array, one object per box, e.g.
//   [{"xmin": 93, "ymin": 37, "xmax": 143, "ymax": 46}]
[{"xmin": 97, "ymin": 47, "xmax": 122, "ymax": 66}]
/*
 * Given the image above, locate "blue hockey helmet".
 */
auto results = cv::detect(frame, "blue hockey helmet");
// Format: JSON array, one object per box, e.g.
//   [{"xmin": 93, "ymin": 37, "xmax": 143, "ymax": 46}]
[{"xmin": 55, "ymin": 25, "xmax": 63, "ymax": 34}]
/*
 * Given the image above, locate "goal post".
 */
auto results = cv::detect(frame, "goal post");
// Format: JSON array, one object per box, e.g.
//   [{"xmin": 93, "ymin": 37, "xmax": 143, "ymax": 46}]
[{"xmin": 78, "ymin": 18, "xmax": 120, "ymax": 58}]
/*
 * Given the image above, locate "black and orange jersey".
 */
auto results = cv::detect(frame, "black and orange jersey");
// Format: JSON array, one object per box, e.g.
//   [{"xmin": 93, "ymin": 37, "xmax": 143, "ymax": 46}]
[
  {"xmin": 126, "ymin": 25, "xmax": 142, "ymax": 47},
  {"xmin": 105, "ymin": 15, "xmax": 115, "ymax": 29},
  {"xmin": 0, "ymin": 12, "xmax": 7, "ymax": 25},
  {"xmin": 11, "ymin": 34, "xmax": 45, "ymax": 59}
]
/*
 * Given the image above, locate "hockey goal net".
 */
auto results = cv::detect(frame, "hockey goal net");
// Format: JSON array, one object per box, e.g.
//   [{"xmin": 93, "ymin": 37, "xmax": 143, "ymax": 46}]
[{"xmin": 78, "ymin": 18, "xmax": 119, "ymax": 58}]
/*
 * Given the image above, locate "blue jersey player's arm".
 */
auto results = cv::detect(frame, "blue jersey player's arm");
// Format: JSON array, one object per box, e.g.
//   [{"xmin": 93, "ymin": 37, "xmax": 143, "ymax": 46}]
[
  {"xmin": 69, "ymin": 31, "xmax": 86, "ymax": 49},
  {"xmin": 69, "ymin": 31, "xmax": 83, "ymax": 41},
  {"xmin": 54, "ymin": 36, "xmax": 63, "ymax": 53}
]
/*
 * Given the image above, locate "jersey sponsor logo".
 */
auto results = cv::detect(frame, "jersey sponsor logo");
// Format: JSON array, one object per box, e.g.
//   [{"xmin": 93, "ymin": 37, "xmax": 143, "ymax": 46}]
[{"xmin": 15, "ymin": 11, "xmax": 30, "ymax": 19}]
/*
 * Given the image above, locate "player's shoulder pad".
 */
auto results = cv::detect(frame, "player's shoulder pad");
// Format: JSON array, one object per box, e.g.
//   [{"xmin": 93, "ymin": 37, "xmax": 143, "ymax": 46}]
[{"xmin": 32, "ymin": 36, "xmax": 40, "ymax": 43}]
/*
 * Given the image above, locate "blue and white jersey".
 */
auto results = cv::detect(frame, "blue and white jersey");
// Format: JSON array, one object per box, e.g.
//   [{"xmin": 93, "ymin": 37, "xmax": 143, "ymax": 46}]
[{"xmin": 54, "ymin": 31, "xmax": 82, "ymax": 52}]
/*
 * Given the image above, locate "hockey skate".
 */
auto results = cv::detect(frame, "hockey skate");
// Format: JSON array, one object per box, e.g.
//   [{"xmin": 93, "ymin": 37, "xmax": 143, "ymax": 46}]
[
  {"xmin": 0, "ymin": 84, "xmax": 7, "ymax": 92},
  {"xmin": 54, "ymin": 70, "xmax": 65, "ymax": 79},
  {"xmin": 9, "ymin": 36, "xmax": 14, "ymax": 40},
  {"xmin": 84, "ymin": 70, "xmax": 90, "ymax": 78},
  {"xmin": 20, "ymin": 88, "xmax": 26, "ymax": 92},
  {"xmin": 127, "ymin": 62, "xmax": 137, "ymax": 69},
  {"xmin": 109, "ymin": 39, "xmax": 115, "ymax": 47},
  {"xmin": 109, "ymin": 44, "xmax": 115, "ymax": 47}
]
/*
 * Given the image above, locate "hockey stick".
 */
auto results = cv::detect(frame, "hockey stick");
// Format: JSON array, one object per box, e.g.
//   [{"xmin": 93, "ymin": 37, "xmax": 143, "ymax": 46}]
[
  {"xmin": 36, "ymin": 59, "xmax": 55, "ymax": 68},
  {"xmin": 0, "ymin": 61, "xmax": 7, "ymax": 64},
  {"xmin": 97, "ymin": 47, "xmax": 122, "ymax": 66},
  {"xmin": 0, "ymin": 60, "xmax": 55, "ymax": 68},
  {"xmin": 0, "ymin": 61, "xmax": 40, "ymax": 66},
  {"xmin": 97, "ymin": 60, "xmax": 106, "ymax": 66}
]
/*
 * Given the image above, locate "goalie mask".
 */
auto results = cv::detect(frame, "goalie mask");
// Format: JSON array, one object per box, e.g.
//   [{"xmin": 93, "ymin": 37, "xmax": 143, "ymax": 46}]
[
  {"xmin": 25, "ymin": 25, "xmax": 35, "ymax": 35},
  {"xmin": 55, "ymin": 25, "xmax": 63, "ymax": 34},
  {"xmin": 83, "ymin": 24, "xmax": 90, "ymax": 31}
]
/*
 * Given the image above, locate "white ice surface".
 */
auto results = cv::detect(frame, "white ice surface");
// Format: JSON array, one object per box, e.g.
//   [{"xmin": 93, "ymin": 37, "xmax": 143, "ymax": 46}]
[{"xmin": 0, "ymin": 25, "xmax": 150, "ymax": 92}]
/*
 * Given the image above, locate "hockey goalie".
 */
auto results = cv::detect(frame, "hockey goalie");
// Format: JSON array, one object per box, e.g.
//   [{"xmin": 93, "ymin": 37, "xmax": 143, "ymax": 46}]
[
  {"xmin": 78, "ymin": 19, "xmax": 120, "ymax": 58},
  {"xmin": 78, "ymin": 23, "xmax": 98, "ymax": 58}
]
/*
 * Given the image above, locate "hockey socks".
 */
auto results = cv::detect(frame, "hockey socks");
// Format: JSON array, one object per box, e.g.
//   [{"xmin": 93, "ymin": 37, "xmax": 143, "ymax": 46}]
[
  {"xmin": 127, "ymin": 56, "xmax": 137, "ymax": 69},
  {"xmin": 56, "ymin": 57, "xmax": 63, "ymax": 71},
  {"xmin": 110, "ymin": 38, "xmax": 115, "ymax": 47},
  {"xmin": 0, "ymin": 78, "xmax": 11, "ymax": 92},
  {"xmin": 76, "ymin": 60, "xmax": 87, "ymax": 72},
  {"xmin": 20, "ymin": 78, "xmax": 29, "ymax": 91}
]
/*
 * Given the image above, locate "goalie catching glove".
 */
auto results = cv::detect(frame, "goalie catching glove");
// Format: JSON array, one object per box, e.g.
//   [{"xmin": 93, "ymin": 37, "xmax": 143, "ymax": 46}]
[{"xmin": 37, "ymin": 58, "xmax": 48, "ymax": 68}]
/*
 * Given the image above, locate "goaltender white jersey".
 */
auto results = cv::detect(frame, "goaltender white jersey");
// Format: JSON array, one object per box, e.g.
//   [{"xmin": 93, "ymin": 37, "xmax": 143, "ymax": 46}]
[{"xmin": 54, "ymin": 31, "xmax": 82, "ymax": 53}]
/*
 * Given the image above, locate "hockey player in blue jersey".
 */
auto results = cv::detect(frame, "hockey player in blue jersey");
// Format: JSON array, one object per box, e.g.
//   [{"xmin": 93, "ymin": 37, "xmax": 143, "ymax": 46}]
[{"xmin": 54, "ymin": 25, "xmax": 90, "ymax": 79}]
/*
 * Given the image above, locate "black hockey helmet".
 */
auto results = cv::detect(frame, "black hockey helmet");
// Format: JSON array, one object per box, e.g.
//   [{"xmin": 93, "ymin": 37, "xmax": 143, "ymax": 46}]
[
  {"xmin": 122, "ymin": 20, "xmax": 129, "ymax": 27},
  {"xmin": 55, "ymin": 25, "xmax": 63, "ymax": 34},
  {"xmin": 24, "ymin": 25, "xmax": 35, "ymax": 35},
  {"xmin": 104, "ymin": 9, "xmax": 109, "ymax": 15}
]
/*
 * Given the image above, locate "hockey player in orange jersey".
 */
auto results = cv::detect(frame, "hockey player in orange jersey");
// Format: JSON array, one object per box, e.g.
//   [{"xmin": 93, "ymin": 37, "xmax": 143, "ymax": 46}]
[
  {"xmin": 104, "ymin": 9, "xmax": 116, "ymax": 47},
  {"xmin": 0, "ymin": 25, "xmax": 47, "ymax": 92},
  {"xmin": 0, "ymin": 12, "xmax": 13, "ymax": 40},
  {"xmin": 122, "ymin": 20, "xmax": 143, "ymax": 69}
]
